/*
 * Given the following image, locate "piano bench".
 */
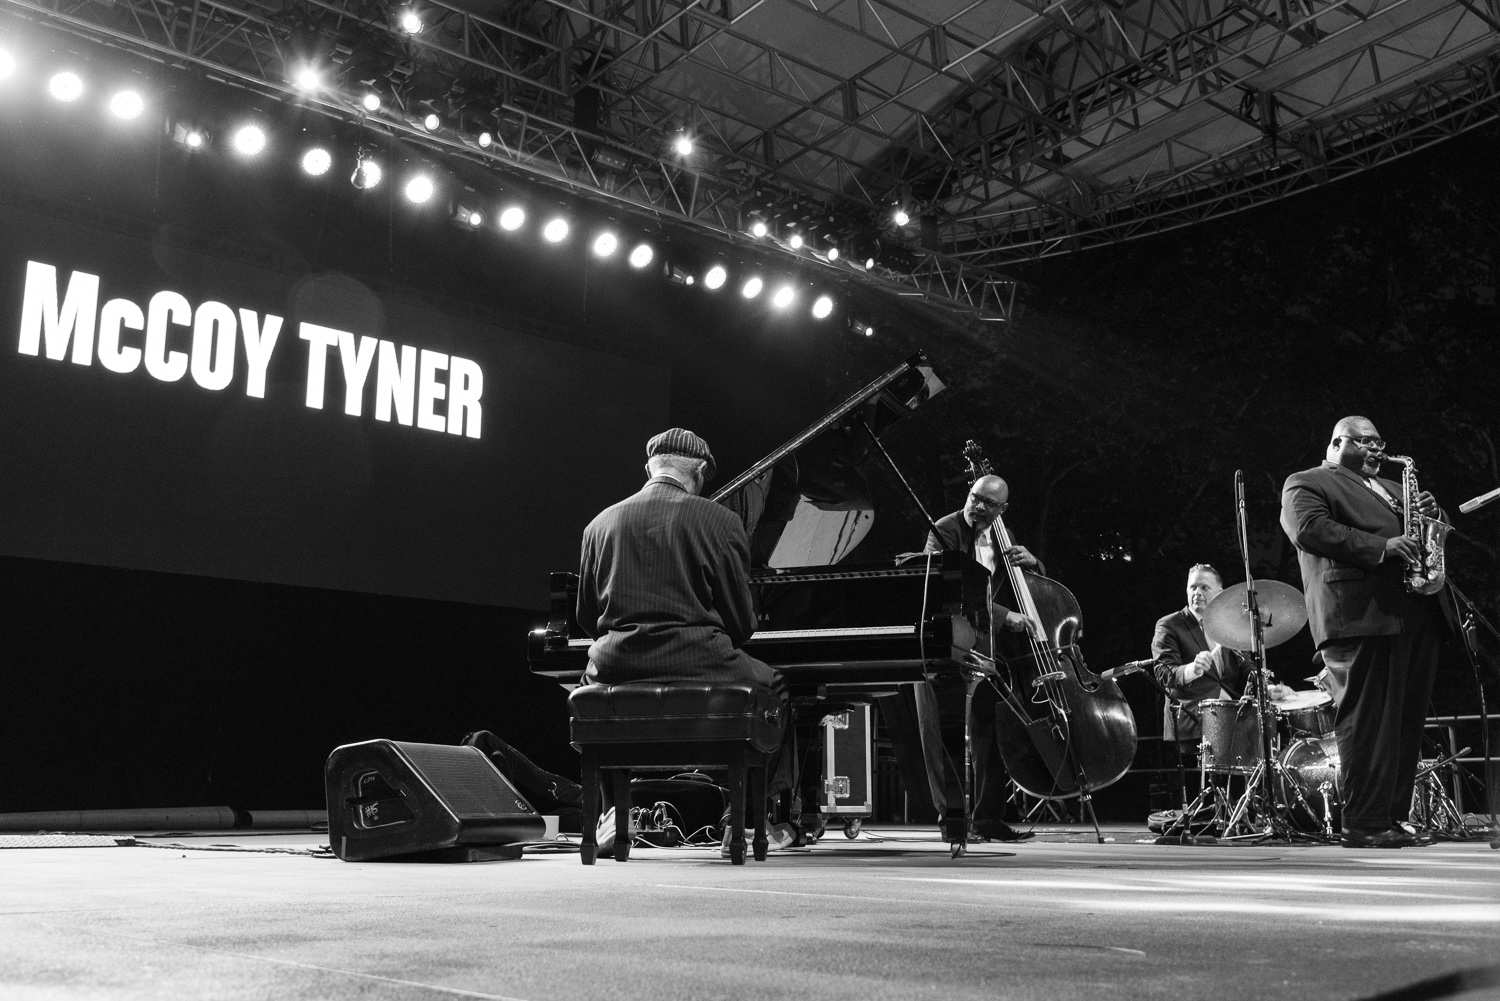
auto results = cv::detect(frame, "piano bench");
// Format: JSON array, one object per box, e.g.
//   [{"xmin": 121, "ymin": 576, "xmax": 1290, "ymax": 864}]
[{"xmin": 568, "ymin": 682, "xmax": 785, "ymax": 865}]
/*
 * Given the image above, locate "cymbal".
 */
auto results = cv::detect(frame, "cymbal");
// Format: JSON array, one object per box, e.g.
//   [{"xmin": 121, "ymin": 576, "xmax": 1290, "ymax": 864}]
[{"xmin": 1202, "ymin": 580, "xmax": 1308, "ymax": 651}]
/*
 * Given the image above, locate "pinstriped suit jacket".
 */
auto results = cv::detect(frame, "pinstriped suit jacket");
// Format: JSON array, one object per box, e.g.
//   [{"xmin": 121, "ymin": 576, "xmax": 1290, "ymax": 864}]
[{"xmin": 577, "ymin": 476, "xmax": 775, "ymax": 687}]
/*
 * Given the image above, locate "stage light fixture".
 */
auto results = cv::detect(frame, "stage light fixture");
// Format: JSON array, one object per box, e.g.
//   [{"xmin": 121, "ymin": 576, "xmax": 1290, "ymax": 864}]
[
  {"xmin": 788, "ymin": 233, "xmax": 803, "ymax": 250},
  {"xmin": 109, "ymin": 90, "xmax": 144, "ymax": 120},
  {"xmin": 400, "ymin": 9, "xmax": 423, "ymax": 33},
  {"xmin": 361, "ymin": 93, "xmax": 381, "ymax": 112},
  {"xmin": 593, "ymin": 232, "xmax": 619, "ymax": 258},
  {"xmin": 451, "ymin": 203, "xmax": 484, "ymax": 228},
  {"xmin": 750, "ymin": 219, "xmax": 768, "ymax": 239},
  {"xmin": 499, "ymin": 206, "xmax": 525, "ymax": 231},
  {"xmin": 892, "ymin": 207, "xmax": 910, "ymax": 226},
  {"xmin": 826, "ymin": 245, "xmax": 840, "ymax": 262},
  {"xmin": 848, "ymin": 317, "xmax": 875, "ymax": 337},
  {"xmin": 864, "ymin": 256, "xmax": 876, "ymax": 271},
  {"xmin": 478, "ymin": 131, "xmax": 493, "ymax": 148},
  {"xmin": 772, "ymin": 285, "xmax": 795, "ymax": 308},
  {"xmin": 423, "ymin": 113, "xmax": 440, "ymax": 131},
  {"xmin": 292, "ymin": 66, "xmax": 321, "ymax": 92},
  {"xmin": 741, "ymin": 277, "xmax": 763, "ymax": 299},
  {"xmin": 171, "ymin": 122, "xmax": 209, "ymax": 149},
  {"xmin": 232, "ymin": 125, "xmax": 267, "ymax": 155},
  {"xmin": 0, "ymin": 48, "xmax": 15, "ymax": 82},
  {"xmin": 543, "ymin": 218, "xmax": 569, "ymax": 242},
  {"xmin": 628, "ymin": 243, "xmax": 653, "ymax": 269},
  {"xmin": 664, "ymin": 264, "xmax": 695, "ymax": 286},
  {"xmin": 672, "ymin": 133, "xmax": 693, "ymax": 156},
  {"xmin": 704, "ymin": 265, "xmax": 727, "ymax": 290},
  {"xmin": 49, "ymin": 72, "xmax": 83, "ymax": 102},
  {"xmin": 302, "ymin": 147, "xmax": 332, "ymax": 176},
  {"xmin": 811, "ymin": 295, "xmax": 833, "ymax": 319},
  {"xmin": 351, "ymin": 156, "xmax": 382, "ymax": 189},
  {"xmin": 405, "ymin": 175, "xmax": 435, "ymax": 203}
]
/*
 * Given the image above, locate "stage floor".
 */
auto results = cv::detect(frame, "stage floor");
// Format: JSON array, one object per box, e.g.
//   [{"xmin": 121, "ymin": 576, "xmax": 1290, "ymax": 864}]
[{"xmin": 3, "ymin": 824, "xmax": 1499, "ymax": 1001}]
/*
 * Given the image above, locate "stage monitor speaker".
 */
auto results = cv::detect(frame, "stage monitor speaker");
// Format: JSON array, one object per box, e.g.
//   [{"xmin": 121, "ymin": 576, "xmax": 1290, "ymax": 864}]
[{"xmin": 325, "ymin": 740, "xmax": 545, "ymax": 861}]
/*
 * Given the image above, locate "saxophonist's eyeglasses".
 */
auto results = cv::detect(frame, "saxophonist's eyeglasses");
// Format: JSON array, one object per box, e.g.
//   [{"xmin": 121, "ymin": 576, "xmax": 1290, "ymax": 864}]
[{"xmin": 1336, "ymin": 434, "xmax": 1385, "ymax": 450}]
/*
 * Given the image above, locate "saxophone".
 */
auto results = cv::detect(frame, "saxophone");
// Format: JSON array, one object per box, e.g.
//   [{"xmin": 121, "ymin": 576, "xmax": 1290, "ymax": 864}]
[{"xmin": 1382, "ymin": 454, "xmax": 1452, "ymax": 595}]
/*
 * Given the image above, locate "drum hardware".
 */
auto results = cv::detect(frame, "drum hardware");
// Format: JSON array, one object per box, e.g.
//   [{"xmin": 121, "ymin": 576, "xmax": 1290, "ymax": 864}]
[{"xmin": 1409, "ymin": 746, "xmax": 1472, "ymax": 839}]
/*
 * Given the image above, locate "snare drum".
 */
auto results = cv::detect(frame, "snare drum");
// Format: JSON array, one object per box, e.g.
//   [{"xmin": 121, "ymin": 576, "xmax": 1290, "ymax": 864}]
[
  {"xmin": 1273, "ymin": 689, "xmax": 1336, "ymax": 736},
  {"xmin": 1277, "ymin": 734, "xmax": 1342, "ymax": 833},
  {"xmin": 1198, "ymin": 698, "xmax": 1264, "ymax": 773}
]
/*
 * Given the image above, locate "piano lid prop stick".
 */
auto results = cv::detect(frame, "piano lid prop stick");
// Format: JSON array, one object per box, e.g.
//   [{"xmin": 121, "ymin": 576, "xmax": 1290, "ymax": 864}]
[{"xmin": 856, "ymin": 414, "xmax": 943, "ymax": 542}]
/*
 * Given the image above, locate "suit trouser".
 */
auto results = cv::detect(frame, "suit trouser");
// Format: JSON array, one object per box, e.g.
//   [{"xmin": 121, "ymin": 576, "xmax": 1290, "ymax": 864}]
[
  {"xmin": 877, "ymin": 679, "xmax": 1010, "ymax": 833},
  {"xmin": 1319, "ymin": 601, "xmax": 1443, "ymax": 831}
]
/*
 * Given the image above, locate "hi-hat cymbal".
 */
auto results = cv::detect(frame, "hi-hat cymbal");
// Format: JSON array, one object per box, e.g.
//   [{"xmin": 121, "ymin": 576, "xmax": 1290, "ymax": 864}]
[{"xmin": 1202, "ymin": 580, "xmax": 1308, "ymax": 651}]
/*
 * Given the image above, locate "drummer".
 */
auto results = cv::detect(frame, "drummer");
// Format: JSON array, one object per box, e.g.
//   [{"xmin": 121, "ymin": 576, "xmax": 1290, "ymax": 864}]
[{"xmin": 1151, "ymin": 564, "xmax": 1294, "ymax": 752}]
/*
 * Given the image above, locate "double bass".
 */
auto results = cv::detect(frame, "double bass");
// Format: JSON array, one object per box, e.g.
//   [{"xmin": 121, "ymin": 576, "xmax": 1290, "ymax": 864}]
[{"xmin": 962, "ymin": 441, "xmax": 1136, "ymax": 841}]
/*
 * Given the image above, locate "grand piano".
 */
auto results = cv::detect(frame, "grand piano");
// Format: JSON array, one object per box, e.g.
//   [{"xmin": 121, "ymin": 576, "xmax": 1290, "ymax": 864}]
[{"xmin": 528, "ymin": 352, "xmax": 996, "ymax": 849}]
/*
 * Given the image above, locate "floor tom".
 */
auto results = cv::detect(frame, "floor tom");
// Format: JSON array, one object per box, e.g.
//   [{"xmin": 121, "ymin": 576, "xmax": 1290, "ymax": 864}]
[
  {"xmin": 1274, "ymin": 690, "xmax": 1336, "ymax": 737},
  {"xmin": 1278, "ymin": 735, "xmax": 1342, "ymax": 833}
]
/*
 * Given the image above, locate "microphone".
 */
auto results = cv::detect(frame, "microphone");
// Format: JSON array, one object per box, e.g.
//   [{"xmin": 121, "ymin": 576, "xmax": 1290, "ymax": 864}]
[
  {"xmin": 1100, "ymin": 658, "xmax": 1158, "ymax": 681},
  {"xmin": 1460, "ymin": 486, "xmax": 1500, "ymax": 514}
]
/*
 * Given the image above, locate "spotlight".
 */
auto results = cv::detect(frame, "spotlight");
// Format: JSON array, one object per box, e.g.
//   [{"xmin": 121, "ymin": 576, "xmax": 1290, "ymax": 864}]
[
  {"xmin": 451, "ymin": 203, "xmax": 484, "ymax": 228},
  {"xmin": 351, "ymin": 157, "xmax": 382, "ymax": 189},
  {"xmin": 171, "ymin": 122, "xmax": 209, "ymax": 149},
  {"xmin": 405, "ymin": 175, "xmax": 435, "ymax": 203},
  {"xmin": 893, "ymin": 207, "xmax": 910, "ymax": 226},
  {"xmin": 499, "ymin": 206, "xmax": 525, "ymax": 231},
  {"xmin": 49, "ymin": 72, "xmax": 83, "ymax": 102},
  {"xmin": 750, "ymin": 219, "xmax": 768, "ymax": 239},
  {"xmin": 772, "ymin": 285, "xmax": 795, "ymax": 308},
  {"xmin": 864, "ymin": 256, "xmax": 876, "ymax": 271},
  {"xmin": 593, "ymin": 232, "xmax": 619, "ymax": 258},
  {"xmin": 788, "ymin": 233, "xmax": 803, "ymax": 250},
  {"xmin": 741, "ymin": 277, "xmax": 763, "ymax": 299},
  {"xmin": 704, "ymin": 265, "xmax": 727, "ymax": 290},
  {"xmin": 811, "ymin": 295, "xmax": 833, "ymax": 319},
  {"xmin": 109, "ymin": 90, "xmax": 144, "ymax": 120},
  {"xmin": 361, "ymin": 93, "xmax": 381, "ymax": 112},
  {"xmin": 0, "ymin": 48, "xmax": 14, "ymax": 82},
  {"xmin": 478, "ymin": 131, "xmax": 493, "ymax": 148},
  {"xmin": 628, "ymin": 243, "xmax": 653, "ymax": 269},
  {"xmin": 423, "ymin": 113, "xmax": 440, "ymax": 131},
  {"xmin": 664, "ymin": 265, "xmax": 696, "ymax": 286},
  {"xmin": 400, "ymin": 9, "xmax": 423, "ymax": 33},
  {"xmin": 826, "ymin": 245, "xmax": 840, "ymax": 262},
  {"xmin": 543, "ymin": 218, "xmax": 569, "ymax": 242},
  {"xmin": 848, "ymin": 317, "xmax": 875, "ymax": 337},
  {"xmin": 672, "ymin": 133, "xmax": 693, "ymax": 156},
  {"xmin": 466, "ymin": 210, "xmax": 483, "ymax": 227},
  {"xmin": 292, "ymin": 66, "xmax": 321, "ymax": 92},
  {"xmin": 232, "ymin": 125, "xmax": 267, "ymax": 155},
  {"xmin": 302, "ymin": 148, "xmax": 332, "ymax": 176}
]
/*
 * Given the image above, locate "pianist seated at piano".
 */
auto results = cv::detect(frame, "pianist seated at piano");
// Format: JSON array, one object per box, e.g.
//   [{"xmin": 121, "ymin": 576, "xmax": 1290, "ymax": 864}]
[
  {"xmin": 887, "ymin": 473, "xmax": 1043, "ymax": 844},
  {"xmin": 575, "ymin": 428, "xmax": 798, "ymax": 849}
]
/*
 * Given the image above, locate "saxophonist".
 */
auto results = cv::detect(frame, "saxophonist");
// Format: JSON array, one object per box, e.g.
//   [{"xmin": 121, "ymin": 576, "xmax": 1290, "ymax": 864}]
[{"xmin": 1280, "ymin": 416, "xmax": 1451, "ymax": 849}]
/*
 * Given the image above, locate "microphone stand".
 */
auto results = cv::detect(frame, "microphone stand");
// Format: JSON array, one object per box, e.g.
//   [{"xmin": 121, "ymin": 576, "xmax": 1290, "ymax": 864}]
[{"xmin": 1442, "ymin": 578, "xmax": 1500, "ymax": 848}]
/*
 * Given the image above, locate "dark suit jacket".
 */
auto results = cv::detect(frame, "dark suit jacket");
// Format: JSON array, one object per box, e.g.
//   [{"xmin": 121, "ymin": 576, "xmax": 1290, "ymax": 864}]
[
  {"xmin": 1280, "ymin": 460, "xmax": 1430, "ymax": 647},
  {"xmin": 924, "ymin": 510, "xmax": 1046, "ymax": 576},
  {"xmin": 577, "ymin": 476, "xmax": 774, "ymax": 687},
  {"xmin": 1151, "ymin": 608, "xmax": 1249, "ymax": 740}
]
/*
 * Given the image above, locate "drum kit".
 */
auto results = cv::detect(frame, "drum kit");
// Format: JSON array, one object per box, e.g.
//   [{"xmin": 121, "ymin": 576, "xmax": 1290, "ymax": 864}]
[{"xmin": 1165, "ymin": 579, "xmax": 1349, "ymax": 840}]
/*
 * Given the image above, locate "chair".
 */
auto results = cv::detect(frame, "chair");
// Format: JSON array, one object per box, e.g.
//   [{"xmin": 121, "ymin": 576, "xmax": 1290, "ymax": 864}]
[{"xmin": 568, "ymin": 681, "xmax": 785, "ymax": 865}]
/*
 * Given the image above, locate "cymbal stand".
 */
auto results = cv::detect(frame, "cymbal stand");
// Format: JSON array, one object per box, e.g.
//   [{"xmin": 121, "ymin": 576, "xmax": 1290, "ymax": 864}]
[
  {"xmin": 1227, "ymin": 471, "xmax": 1302, "ymax": 842},
  {"xmin": 1411, "ymin": 746, "xmax": 1472, "ymax": 839}
]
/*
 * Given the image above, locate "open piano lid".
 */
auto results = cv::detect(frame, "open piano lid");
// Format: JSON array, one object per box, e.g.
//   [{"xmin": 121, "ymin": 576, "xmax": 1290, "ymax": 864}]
[{"xmin": 710, "ymin": 352, "xmax": 946, "ymax": 568}]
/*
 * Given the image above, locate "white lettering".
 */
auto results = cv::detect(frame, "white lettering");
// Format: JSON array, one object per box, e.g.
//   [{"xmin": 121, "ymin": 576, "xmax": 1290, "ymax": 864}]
[
  {"xmin": 144, "ymin": 291, "xmax": 192, "ymax": 382},
  {"xmin": 299, "ymin": 323, "xmax": 343, "ymax": 409},
  {"xmin": 448, "ymin": 356, "xmax": 483, "ymax": 439},
  {"xmin": 240, "ymin": 310, "xmax": 282, "ymax": 399},
  {"xmin": 337, "ymin": 332, "xmax": 377, "ymax": 417},
  {"xmin": 190, "ymin": 300, "xmax": 237, "ymax": 391},
  {"xmin": 375, "ymin": 340, "xmax": 416, "ymax": 426},
  {"xmin": 97, "ymin": 297, "xmax": 144, "ymax": 374},
  {"xmin": 19, "ymin": 261, "xmax": 98, "ymax": 365},
  {"xmin": 417, "ymin": 350, "xmax": 448, "ymax": 433}
]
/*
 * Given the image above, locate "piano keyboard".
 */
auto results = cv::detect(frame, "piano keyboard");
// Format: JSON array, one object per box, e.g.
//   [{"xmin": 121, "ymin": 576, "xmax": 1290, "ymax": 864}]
[{"xmin": 563, "ymin": 624, "xmax": 916, "ymax": 650}]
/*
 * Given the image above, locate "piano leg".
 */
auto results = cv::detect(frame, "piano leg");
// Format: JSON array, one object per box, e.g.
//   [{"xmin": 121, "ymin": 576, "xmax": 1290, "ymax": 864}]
[{"xmin": 579, "ymin": 748, "xmax": 599, "ymax": 865}]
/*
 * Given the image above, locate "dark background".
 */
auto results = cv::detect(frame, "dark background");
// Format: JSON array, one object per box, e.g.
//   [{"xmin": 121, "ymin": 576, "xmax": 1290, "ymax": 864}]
[{"xmin": 1, "ymin": 23, "xmax": 1496, "ymax": 818}]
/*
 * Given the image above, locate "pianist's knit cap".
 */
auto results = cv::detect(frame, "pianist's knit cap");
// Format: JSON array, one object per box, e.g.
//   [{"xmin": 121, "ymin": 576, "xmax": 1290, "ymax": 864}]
[{"xmin": 647, "ymin": 428, "xmax": 716, "ymax": 483}]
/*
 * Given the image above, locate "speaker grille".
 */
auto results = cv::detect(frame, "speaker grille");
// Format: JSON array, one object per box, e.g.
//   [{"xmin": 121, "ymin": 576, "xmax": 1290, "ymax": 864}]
[{"xmin": 398, "ymin": 743, "xmax": 533, "ymax": 819}]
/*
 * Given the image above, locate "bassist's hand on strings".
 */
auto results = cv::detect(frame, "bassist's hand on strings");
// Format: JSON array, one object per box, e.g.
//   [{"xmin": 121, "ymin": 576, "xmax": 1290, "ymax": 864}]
[
  {"xmin": 1001, "ymin": 610, "xmax": 1043, "ymax": 640},
  {"xmin": 1003, "ymin": 544, "xmax": 1039, "ymax": 570}
]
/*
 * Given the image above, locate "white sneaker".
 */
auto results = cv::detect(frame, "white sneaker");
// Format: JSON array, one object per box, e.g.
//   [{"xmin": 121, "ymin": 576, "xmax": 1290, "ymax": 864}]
[
  {"xmin": 719, "ymin": 820, "xmax": 797, "ymax": 857},
  {"xmin": 594, "ymin": 807, "xmax": 636, "ymax": 854}
]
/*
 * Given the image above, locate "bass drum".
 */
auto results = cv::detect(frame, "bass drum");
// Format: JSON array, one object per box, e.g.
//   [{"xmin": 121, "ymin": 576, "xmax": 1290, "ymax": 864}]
[{"xmin": 1277, "ymin": 735, "xmax": 1342, "ymax": 834}]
